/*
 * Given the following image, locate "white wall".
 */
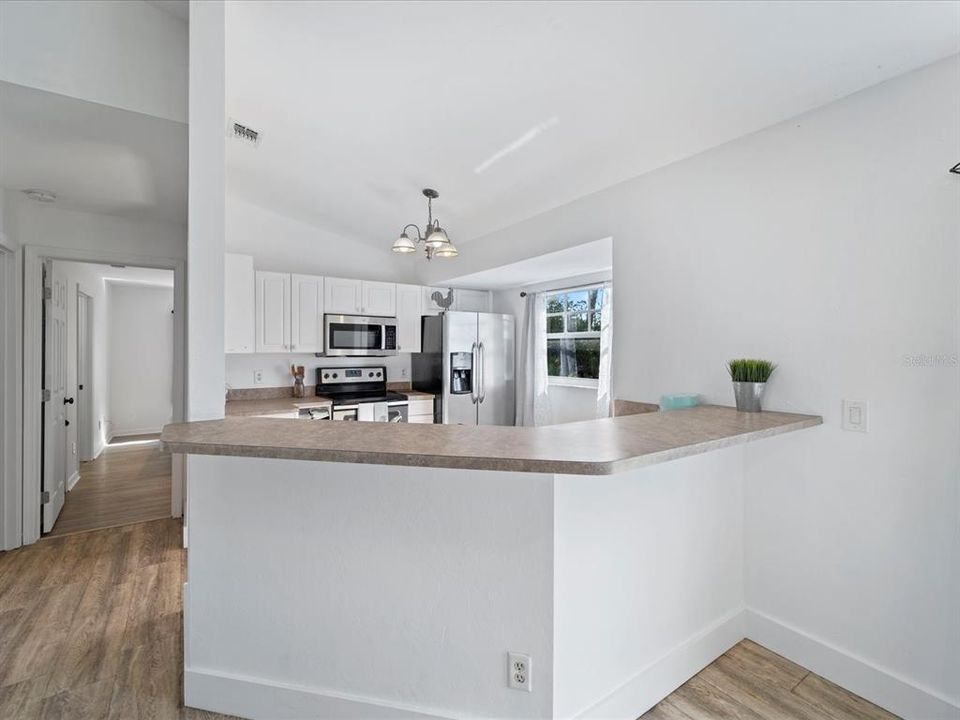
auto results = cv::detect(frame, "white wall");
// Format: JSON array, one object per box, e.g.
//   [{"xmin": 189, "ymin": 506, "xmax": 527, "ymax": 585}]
[
  {"xmin": 186, "ymin": 456, "xmax": 555, "ymax": 719},
  {"xmin": 554, "ymin": 449, "xmax": 746, "ymax": 718},
  {"xmin": 0, "ymin": 0, "xmax": 188, "ymax": 123},
  {"xmin": 107, "ymin": 283, "xmax": 175, "ymax": 436},
  {"xmin": 1, "ymin": 189, "xmax": 186, "ymax": 260},
  {"xmin": 187, "ymin": 0, "xmax": 226, "ymax": 422},
  {"xmin": 226, "ymin": 195, "xmax": 421, "ymax": 284},
  {"xmin": 457, "ymin": 56, "xmax": 960, "ymax": 715}
]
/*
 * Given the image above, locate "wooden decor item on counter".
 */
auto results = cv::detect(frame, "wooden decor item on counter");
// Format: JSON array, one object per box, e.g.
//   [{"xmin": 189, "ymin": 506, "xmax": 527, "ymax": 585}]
[{"xmin": 291, "ymin": 365, "xmax": 306, "ymax": 398}]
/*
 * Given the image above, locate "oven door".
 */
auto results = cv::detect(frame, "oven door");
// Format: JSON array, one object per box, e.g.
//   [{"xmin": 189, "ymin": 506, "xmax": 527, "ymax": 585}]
[{"xmin": 325, "ymin": 315, "xmax": 398, "ymax": 356}]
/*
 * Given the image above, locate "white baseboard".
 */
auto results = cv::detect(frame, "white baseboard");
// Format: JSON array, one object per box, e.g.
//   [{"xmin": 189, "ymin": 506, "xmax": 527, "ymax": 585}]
[
  {"xmin": 66, "ymin": 470, "xmax": 81, "ymax": 492},
  {"xmin": 745, "ymin": 608, "xmax": 960, "ymax": 720},
  {"xmin": 109, "ymin": 426, "xmax": 163, "ymax": 440},
  {"xmin": 184, "ymin": 667, "xmax": 455, "ymax": 720},
  {"xmin": 576, "ymin": 607, "xmax": 746, "ymax": 719}
]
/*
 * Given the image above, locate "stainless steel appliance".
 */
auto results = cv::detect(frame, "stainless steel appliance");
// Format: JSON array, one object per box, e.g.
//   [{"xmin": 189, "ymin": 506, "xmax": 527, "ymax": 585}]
[
  {"xmin": 324, "ymin": 314, "xmax": 398, "ymax": 357},
  {"xmin": 315, "ymin": 365, "xmax": 408, "ymax": 422},
  {"xmin": 412, "ymin": 311, "xmax": 515, "ymax": 426}
]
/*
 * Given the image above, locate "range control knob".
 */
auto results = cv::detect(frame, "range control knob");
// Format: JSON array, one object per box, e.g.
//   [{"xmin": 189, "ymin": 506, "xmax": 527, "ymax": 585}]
[
  {"xmin": 376, "ymin": 371, "xmax": 382, "ymax": 377},
  {"xmin": 323, "ymin": 373, "xmax": 330, "ymax": 379},
  {"xmin": 368, "ymin": 372, "xmax": 374, "ymax": 377},
  {"xmin": 332, "ymin": 373, "xmax": 338, "ymax": 379}
]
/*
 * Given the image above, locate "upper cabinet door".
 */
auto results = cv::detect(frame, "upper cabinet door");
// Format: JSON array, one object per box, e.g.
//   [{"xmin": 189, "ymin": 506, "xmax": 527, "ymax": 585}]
[
  {"xmin": 395, "ymin": 283, "xmax": 423, "ymax": 353},
  {"xmin": 256, "ymin": 271, "xmax": 291, "ymax": 353},
  {"xmin": 361, "ymin": 281, "xmax": 396, "ymax": 317},
  {"xmin": 225, "ymin": 253, "xmax": 255, "ymax": 353},
  {"xmin": 290, "ymin": 274, "xmax": 324, "ymax": 353},
  {"xmin": 324, "ymin": 277, "xmax": 362, "ymax": 315},
  {"xmin": 453, "ymin": 289, "xmax": 491, "ymax": 313}
]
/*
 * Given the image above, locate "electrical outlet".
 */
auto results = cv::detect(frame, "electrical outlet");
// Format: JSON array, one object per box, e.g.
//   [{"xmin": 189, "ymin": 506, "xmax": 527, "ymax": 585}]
[
  {"xmin": 401, "ymin": 368, "xmax": 408, "ymax": 378},
  {"xmin": 254, "ymin": 370, "xmax": 264, "ymax": 385},
  {"xmin": 71, "ymin": 442, "xmax": 76, "ymax": 456},
  {"xmin": 508, "ymin": 652, "xmax": 531, "ymax": 692}
]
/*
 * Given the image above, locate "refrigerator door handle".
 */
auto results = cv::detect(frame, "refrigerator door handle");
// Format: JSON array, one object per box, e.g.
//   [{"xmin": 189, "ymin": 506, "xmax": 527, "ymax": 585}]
[
  {"xmin": 470, "ymin": 342, "xmax": 479, "ymax": 404},
  {"xmin": 478, "ymin": 341, "xmax": 486, "ymax": 403}
]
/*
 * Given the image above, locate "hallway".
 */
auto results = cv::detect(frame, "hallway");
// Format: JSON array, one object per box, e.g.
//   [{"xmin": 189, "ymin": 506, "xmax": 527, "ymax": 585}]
[{"xmin": 48, "ymin": 435, "xmax": 171, "ymax": 538}]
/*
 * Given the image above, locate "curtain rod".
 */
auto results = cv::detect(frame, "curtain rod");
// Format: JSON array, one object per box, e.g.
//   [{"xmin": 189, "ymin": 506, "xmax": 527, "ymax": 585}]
[{"xmin": 519, "ymin": 280, "xmax": 610, "ymax": 298}]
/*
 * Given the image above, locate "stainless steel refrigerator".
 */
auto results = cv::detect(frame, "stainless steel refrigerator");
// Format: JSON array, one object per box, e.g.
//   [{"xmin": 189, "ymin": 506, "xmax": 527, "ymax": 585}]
[{"xmin": 412, "ymin": 311, "xmax": 515, "ymax": 426}]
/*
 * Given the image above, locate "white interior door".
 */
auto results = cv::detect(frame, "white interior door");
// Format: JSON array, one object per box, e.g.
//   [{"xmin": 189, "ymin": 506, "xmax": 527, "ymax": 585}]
[
  {"xmin": 42, "ymin": 261, "xmax": 68, "ymax": 532},
  {"xmin": 290, "ymin": 274, "xmax": 324, "ymax": 353}
]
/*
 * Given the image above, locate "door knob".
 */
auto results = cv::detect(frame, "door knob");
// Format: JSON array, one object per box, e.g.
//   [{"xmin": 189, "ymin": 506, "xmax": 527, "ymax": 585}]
[{"xmin": 64, "ymin": 397, "xmax": 75, "ymax": 405}]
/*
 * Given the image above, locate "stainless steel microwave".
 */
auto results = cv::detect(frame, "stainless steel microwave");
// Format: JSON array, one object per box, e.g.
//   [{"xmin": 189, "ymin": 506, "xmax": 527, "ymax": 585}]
[{"xmin": 324, "ymin": 314, "xmax": 398, "ymax": 356}]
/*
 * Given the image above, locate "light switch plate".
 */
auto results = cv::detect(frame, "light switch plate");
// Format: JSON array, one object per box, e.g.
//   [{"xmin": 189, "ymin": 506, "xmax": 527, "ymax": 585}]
[{"xmin": 842, "ymin": 400, "xmax": 868, "ymax": 432}]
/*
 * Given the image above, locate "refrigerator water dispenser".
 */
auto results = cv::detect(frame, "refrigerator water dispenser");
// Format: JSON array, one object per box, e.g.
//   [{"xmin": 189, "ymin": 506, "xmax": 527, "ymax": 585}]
[{"xmin": 450, "ymin": 352, "xmax": 473, "ymax": 394}]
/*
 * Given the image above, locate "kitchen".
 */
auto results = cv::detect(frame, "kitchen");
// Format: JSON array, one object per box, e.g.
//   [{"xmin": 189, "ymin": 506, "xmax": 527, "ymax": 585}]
[{"xmin": 222, "ymin": 256, "xmax": 517, "ymax": 427}]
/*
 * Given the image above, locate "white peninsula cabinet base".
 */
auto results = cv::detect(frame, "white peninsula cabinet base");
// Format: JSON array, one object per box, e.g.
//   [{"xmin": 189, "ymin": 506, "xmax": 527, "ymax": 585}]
[{"xmin": 182, "ymin": 448, "xmax": 746, "ymax": 720}]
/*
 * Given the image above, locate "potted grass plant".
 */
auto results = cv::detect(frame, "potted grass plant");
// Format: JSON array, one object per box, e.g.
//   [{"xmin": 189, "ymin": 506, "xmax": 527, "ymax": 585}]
[{"xmin": 727, "ymin": 358, "xmax": 776, "ymax": 412}]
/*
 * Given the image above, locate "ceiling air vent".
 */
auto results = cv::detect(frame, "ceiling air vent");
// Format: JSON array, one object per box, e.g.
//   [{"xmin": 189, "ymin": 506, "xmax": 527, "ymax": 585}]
[{"xmin": 229, "ymin": 119, "xmax": 262, "ymax": 147}]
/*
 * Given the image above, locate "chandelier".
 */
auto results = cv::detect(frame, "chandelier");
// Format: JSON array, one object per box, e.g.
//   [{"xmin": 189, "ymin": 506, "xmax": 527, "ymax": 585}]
[{"xmin": 392, "ymin": 189, "xmax": 458, "ymax": 260}]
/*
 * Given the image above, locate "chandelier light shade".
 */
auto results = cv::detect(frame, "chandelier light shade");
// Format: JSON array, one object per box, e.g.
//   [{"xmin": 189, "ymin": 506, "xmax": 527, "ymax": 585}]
[{"xmin": 392, "ymin": 189, "xmax": 458, "ymax": 260}]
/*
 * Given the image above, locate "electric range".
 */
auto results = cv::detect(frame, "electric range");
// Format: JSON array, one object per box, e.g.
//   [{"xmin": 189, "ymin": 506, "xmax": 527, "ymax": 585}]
[{"xmin": 315, "ymin": 366, "xmax": 409, "ymax": 422}]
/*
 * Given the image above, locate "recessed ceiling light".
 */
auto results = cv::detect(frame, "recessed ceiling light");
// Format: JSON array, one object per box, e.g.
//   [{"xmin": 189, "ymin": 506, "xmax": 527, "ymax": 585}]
[{"xmin": 22, "ymin": 189, "xmax": 57, "ymax": 203}]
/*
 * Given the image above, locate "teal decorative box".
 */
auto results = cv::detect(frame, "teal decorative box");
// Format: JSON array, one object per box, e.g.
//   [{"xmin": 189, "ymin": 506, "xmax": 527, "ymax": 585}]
[{"xmin": 660, "ymin": 393, "xmax": 700, "ymax": 410}]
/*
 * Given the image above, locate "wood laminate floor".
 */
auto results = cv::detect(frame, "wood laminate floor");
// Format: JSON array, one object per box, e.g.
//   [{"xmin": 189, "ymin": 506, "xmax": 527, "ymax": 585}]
[
  {"xmin": 642, "ymin": 639, "xmax": 900, "ymax": 720},
  {"xmin": 47, "ymin": 435, "xmax": 171, "ymax": 538},
  {"xmin": 0, "ymin": 518, "xmax": 234, "ymax": 719},
  {"xmin": 1, "ymin": 518, "xmax": 899, "ymax": 720}
]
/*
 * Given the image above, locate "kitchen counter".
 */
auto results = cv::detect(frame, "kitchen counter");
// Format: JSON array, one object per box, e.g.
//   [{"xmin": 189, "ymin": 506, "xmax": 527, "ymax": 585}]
[
  {"xmin": 163, "ymin": 404, "xmax": 820, "ymax": 475},
  {"xmin": 224, "ymin": 396, "xmax": 333, "ymax": 418}
]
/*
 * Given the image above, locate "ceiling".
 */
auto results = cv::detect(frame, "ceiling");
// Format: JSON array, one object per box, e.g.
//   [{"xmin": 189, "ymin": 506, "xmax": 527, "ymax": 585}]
[
  {"xmin": 225, "ymin": 1, "xmax": 960, "ymax": 249},
  {"xmin": 445, "ymin": 238, "xmax": 612, "ymax": 291},
  {"xmin": 0, "ymin": 81, "xmax": 187, "ymax": 224}
]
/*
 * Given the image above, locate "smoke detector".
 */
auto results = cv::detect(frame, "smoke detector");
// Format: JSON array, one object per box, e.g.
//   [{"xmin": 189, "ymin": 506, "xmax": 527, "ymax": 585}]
[
  {"xmin": 22, "ymin": 189, "xmax": 56, "ymax": 203},
  {"xmin": 228, "ymin": 119, "xmax": 262, "ymax": 147}
]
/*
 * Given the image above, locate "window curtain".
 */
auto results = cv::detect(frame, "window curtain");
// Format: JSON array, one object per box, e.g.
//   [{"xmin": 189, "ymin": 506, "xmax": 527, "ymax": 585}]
[
  {"xmin": 596, "ymin": 282, "xmax": 613, "ymax": 418},
  {"xmin": 516, "ymin": 292, "xmax": 552, "ymax": 427}
]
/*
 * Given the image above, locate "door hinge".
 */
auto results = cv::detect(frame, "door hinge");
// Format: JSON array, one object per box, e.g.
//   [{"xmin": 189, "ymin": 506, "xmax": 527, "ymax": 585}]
[
  {"xmin": 43, "ymin": 286, "xmax": 52, "ymax": 300},
  {"xmin": 41, "ymin": 388, "xmax": 51, "ymax": 402},
  {"xmin": 41, "ymin": 491, "xmax": 51, "ymax": 504}
]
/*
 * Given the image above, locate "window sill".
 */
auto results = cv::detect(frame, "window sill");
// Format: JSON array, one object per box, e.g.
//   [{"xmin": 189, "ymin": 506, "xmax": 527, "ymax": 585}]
[{"xmin": 548, "ymin": 377, "xmax": 599, "ymax": 390}]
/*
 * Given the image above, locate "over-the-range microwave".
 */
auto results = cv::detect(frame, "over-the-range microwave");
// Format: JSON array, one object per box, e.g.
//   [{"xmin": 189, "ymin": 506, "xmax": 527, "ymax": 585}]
[{"xmin": 324, "ymin": 314, "xmax": 398, "ymax": 356}]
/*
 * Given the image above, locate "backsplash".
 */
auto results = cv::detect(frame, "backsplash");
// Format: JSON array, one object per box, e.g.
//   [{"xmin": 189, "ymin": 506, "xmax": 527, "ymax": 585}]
[{"xmin": 225, "ymin": 353, "xmax": 412, "ymax": 390}]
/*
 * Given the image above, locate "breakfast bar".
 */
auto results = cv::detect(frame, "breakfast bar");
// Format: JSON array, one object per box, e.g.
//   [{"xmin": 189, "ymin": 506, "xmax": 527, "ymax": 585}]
[{"xmin": 164, "ymin": 406, "xmax": 821, "ymax": 720}]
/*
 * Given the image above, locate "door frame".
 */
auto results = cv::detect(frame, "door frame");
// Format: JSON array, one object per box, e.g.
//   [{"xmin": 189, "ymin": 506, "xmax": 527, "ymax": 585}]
[
  {"xmin": 0, "ymin": 233, "xmax": 22, "ymax": 551},
  {"xmin": 22, "ymin": 245, "xmax": 186, "ymax": 546},
  {"xmin": 76, "ymin": 288, "xmax": 94, "ymax": 463}
]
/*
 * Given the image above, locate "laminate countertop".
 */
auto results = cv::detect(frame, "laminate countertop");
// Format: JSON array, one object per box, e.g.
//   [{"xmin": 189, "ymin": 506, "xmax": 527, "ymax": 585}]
[
  {"xmin": 225, "ymin": 396, "xmax": 333, "ymax": 418},
  {"xmin": 162, "ymin": 405, "xmax": 821, "ymax": 475}
]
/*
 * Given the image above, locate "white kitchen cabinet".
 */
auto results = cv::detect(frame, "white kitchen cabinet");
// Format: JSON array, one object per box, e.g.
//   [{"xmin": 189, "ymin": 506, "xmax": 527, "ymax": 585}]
[
  {"xmin": 422, "ymin": 286, "xmax": 452, "ymax": 315},
  {"xmin": 407, "ymin": 397, "xmax": 434, "ymax": 424},
  {"xmin": 290, "ymin": 274, "xmax": 325, "ymax": 353},
  {"xmin": 326, "ymin": 277, "xmax": 396, "ymax": 316},
  {"xmin": 361, "ymin": 280, "xmax": 397, "ymax": 317},
  {"xmin": 324, "ymin": 277, "xmax": 362, "ymax": 315},
  {"xmin": 255, "ymin": 271, "xmax": 291, "ymax": 353},
  {"xmin": 224, "ymin": 253, "xmax": 255, "ymax": 353},
  {"xmin": 395, "ymin": 283, "xmax": 423, "ymax": 353},
  {"xmin": 452, "ymin": 288, "xmax": 491, "ymax": 312}
]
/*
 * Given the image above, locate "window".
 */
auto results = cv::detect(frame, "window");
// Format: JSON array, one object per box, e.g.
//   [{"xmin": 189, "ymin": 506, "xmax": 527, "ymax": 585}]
[{"xmin": 545, "ymin": 285, "xmax": 607, "ymax": 386}]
